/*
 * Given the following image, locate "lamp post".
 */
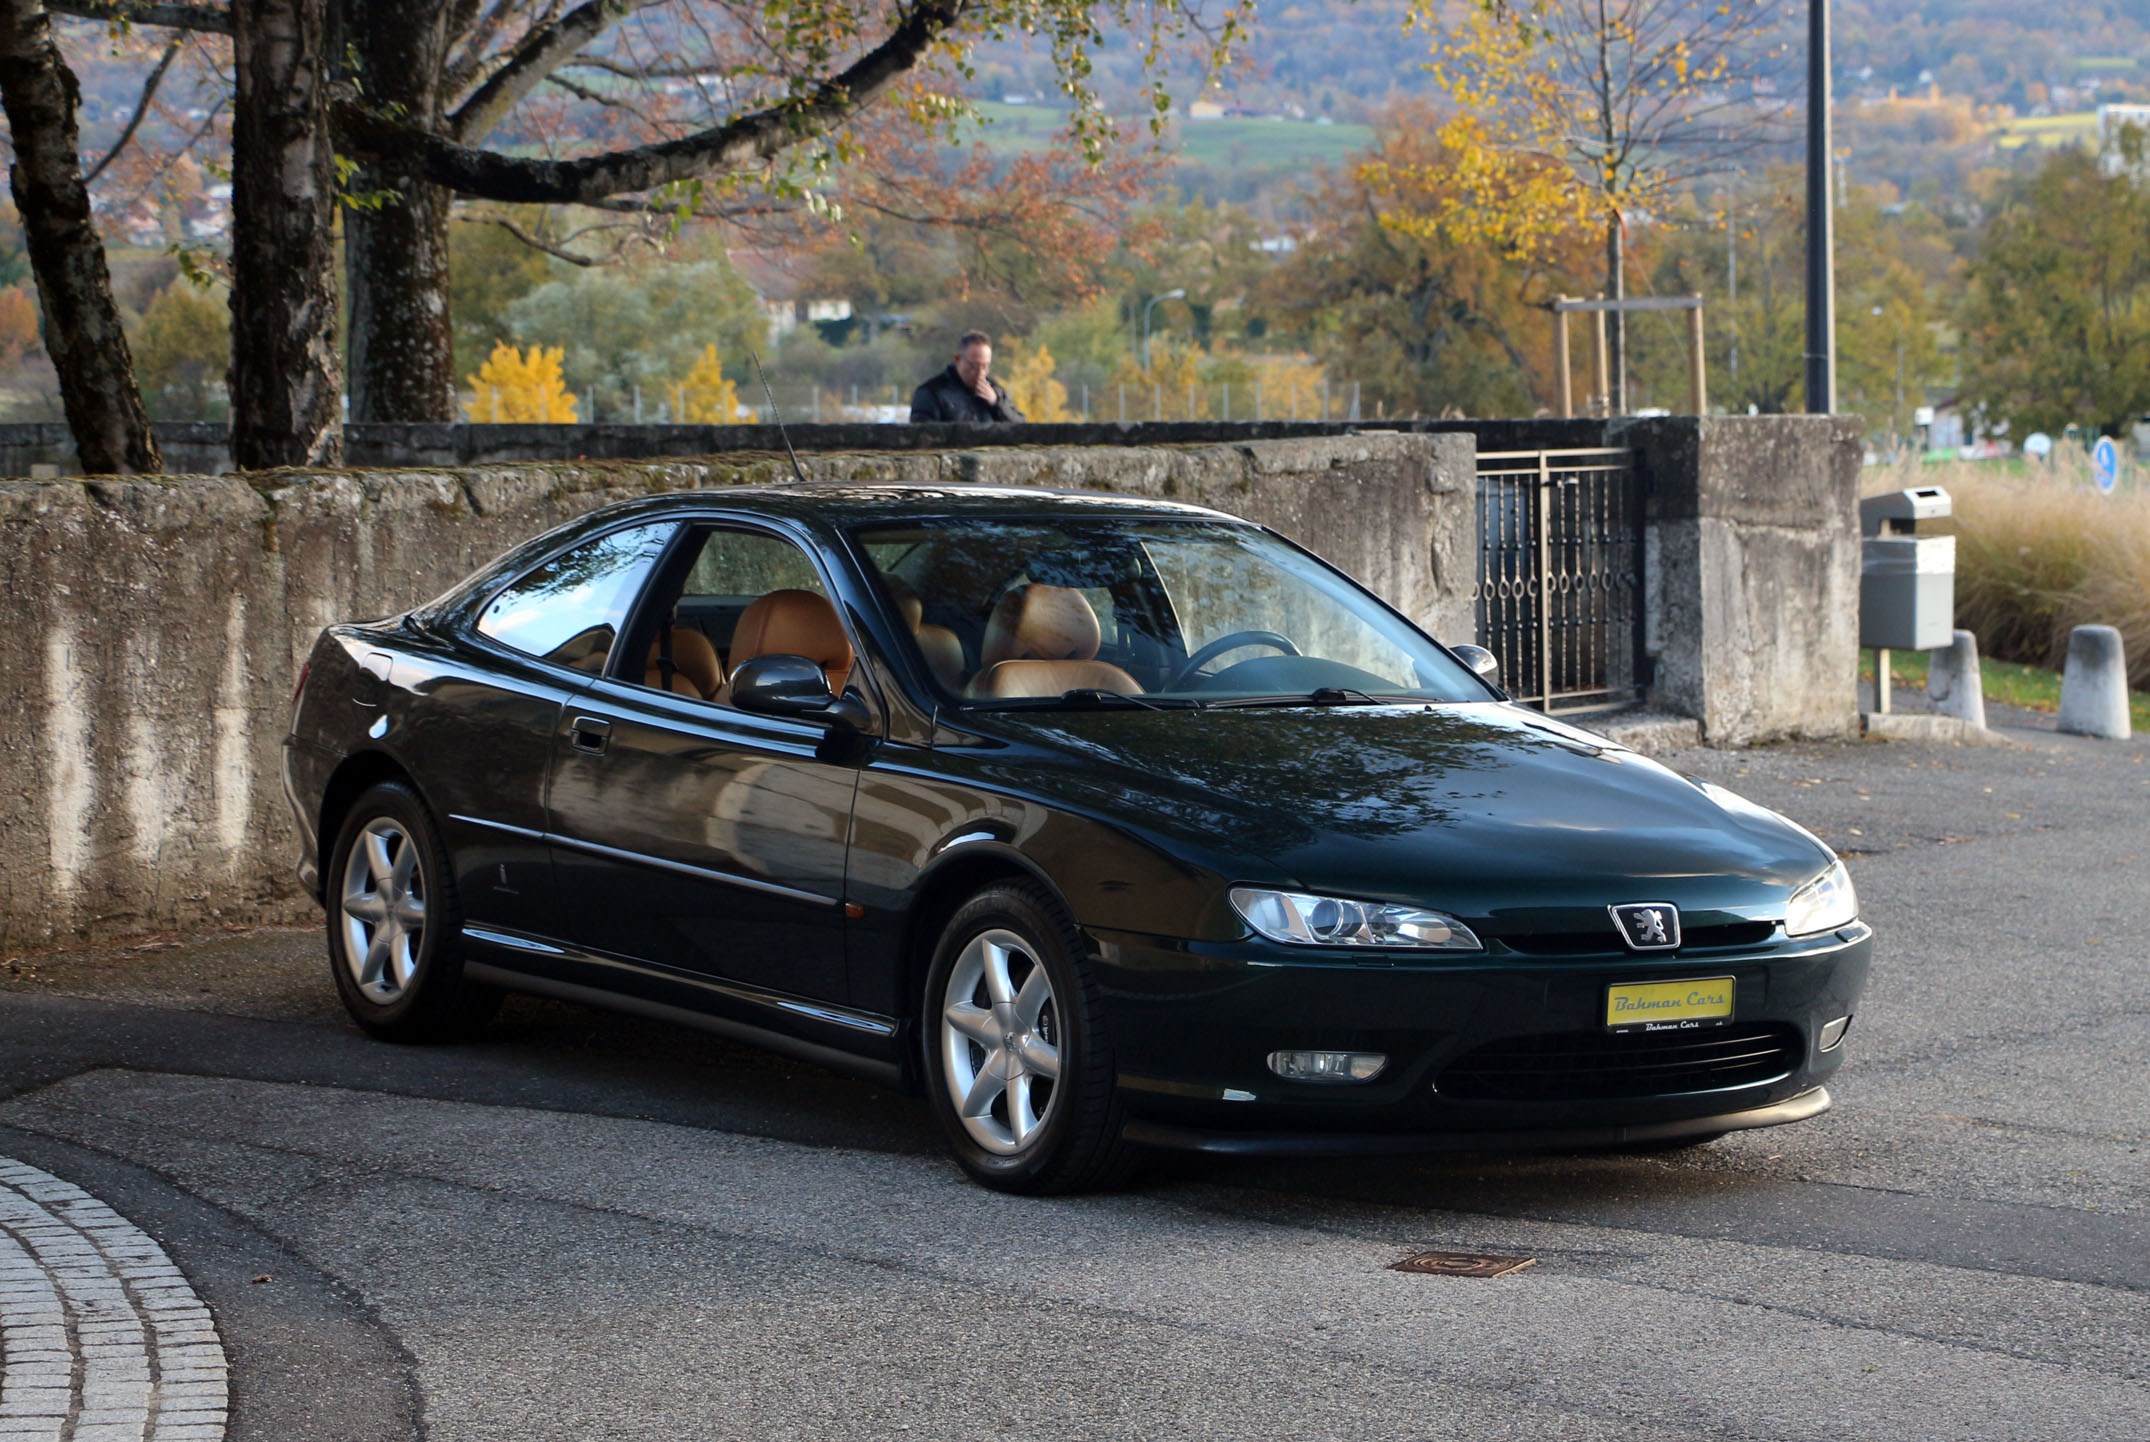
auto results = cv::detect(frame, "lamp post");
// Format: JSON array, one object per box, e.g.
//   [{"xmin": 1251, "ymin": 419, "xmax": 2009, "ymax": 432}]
[
  {"xmin": 1805, "ymin": 0, "xmax": 1836, "ymax": 413},
  {"xmin": 1142, "ymin": 288, "xmax": 1185, "ymax": 370}
]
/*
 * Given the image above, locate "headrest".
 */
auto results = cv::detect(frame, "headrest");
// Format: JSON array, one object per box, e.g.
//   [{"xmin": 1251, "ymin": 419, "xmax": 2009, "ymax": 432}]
[
  {"xmin": 882, "ymin": 577, "xmax": 925, "ymax": 631},
  {"xmin": 731, "ymin": 588, "xmax": 854, "ymax": 672},
  {"xmin": 980, "ymin": 584, "xmax": 1100, "ymax": 670},
  {"xmin": 646, "ymin": 626, "xmax": 722, "ymax": 700},
  {"xmin": 968, "ymin": 659, "xmax": 1144, "ymax": 699}
]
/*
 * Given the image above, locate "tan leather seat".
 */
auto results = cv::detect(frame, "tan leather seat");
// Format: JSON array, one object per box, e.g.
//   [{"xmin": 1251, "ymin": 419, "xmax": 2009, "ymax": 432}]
[
  {"xmin": 883, "ymin": 577, "xmax": 967, "ymax": 691},
  {"xmin": 644, "ymin": 626, "xmax": 723, "ymax": 700},
  {"xmin": 726, "ymin": 588, "xmax": 854, "ymax": 698},
  {"xmin": 967, "ymin": 584, "xmax": 1142, "ymax": 699}
]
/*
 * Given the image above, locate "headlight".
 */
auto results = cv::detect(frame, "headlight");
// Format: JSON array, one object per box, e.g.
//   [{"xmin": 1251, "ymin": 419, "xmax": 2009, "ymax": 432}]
[
  {"xmin": 1229, "ymin": 887, "xmax": 1481, "ymax": 951},
  {"xmin": 1785, "ymin": 861, "xmax": 1858, "ymax": 937}
]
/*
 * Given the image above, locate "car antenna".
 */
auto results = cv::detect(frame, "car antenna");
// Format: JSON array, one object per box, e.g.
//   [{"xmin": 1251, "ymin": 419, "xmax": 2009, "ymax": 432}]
[{"xmin": 748, "ymin": 350, "xmax": 810, "ymax": 486}]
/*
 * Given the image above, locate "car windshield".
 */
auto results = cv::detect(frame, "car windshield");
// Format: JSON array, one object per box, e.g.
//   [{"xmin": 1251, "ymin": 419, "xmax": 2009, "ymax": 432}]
[{"xmin": 851, "ymin": 515, "xmax": 1487, "ymax": 708}]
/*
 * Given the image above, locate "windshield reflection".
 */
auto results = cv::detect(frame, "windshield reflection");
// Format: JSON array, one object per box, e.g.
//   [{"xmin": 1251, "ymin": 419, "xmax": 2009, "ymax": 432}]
[{"xmin": 852, "ymin": 518, "xmax": 1484, "ymax": 708}]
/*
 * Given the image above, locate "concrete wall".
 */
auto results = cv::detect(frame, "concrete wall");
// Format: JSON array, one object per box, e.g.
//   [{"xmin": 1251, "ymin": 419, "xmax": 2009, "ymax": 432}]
[
  {"xmin": 0, "ymin": 423, "xmax": 232, "ymax": 480},
  {"xmin": 1614, "ymin": 415, "xmax": 1865, "ymax": 745},
  {"xmin": 0, "ymin": 420, "xmax": 1375, "ymax": 478},
  {"xmin": 0, "ymin": 432, "xmax": 1473, "ymax": 953}
]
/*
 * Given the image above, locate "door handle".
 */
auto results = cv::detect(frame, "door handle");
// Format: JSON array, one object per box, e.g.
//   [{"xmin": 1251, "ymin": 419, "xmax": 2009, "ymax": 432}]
[{"xmin": 569, "ymin": 715, "xmax": 612, "ymax": 754}]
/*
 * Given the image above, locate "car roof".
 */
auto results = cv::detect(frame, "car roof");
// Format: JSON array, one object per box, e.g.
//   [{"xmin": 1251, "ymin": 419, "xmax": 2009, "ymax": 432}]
[{"xmin": 574, "ymin": 483, "xmax": 1242, "ymax": 529}]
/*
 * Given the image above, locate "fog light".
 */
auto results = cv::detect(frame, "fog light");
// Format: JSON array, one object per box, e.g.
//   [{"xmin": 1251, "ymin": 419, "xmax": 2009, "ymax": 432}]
[
  {"xmin": 1817, "ymin": 1016, "xmax": 1852, "ymax": 1052},
  {"xmin": 1266, "ymin": 1050, "xmax": 1387, "ymax": 1083}
]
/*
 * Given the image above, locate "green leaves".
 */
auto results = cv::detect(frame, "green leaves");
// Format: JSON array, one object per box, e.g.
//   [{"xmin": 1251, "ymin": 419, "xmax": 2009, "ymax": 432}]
[{"xmin": 1960, "ymin": 147, "xmax": 2150, "ymax": 438}]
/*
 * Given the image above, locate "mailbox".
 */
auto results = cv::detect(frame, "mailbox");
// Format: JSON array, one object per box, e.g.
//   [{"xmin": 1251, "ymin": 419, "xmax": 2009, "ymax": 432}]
[{"xmin": 1859, "ymin": 486, "xmax": 1954, "ymax": 651}]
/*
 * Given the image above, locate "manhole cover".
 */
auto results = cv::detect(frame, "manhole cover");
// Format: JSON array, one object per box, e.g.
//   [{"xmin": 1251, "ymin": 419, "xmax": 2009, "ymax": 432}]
[{"xmin": 1389, "ymin": 1249, "xmax": 1536, "ymax": 1278}]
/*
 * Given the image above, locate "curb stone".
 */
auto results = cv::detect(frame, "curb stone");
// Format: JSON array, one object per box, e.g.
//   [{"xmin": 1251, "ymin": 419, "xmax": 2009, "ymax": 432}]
[{"xmin": 0, "ymin": 1158, "xmax": 228, "ymax": 1442}]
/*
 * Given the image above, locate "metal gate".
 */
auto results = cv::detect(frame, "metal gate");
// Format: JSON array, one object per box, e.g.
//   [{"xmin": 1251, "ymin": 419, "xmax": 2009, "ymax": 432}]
[{"xmin": 1471, "ymin": 448, "xmax": 1646, "ymax": 713}]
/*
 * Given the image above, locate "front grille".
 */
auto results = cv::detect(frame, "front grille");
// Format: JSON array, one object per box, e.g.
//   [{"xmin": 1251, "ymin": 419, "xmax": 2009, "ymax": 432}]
[
  {"xmin": 1438, "ymin": 1022, "xmax": 1801, "ymax": 1102},
  {"xmin": 1492, "ymin": 921, "xmax": 1778, "ymax": 956}
]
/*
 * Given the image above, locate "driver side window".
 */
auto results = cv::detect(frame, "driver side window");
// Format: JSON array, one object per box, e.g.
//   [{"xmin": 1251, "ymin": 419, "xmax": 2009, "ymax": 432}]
[{"xmin": 635, "ymin": 527, "xmax": 855, "ymax": 706}]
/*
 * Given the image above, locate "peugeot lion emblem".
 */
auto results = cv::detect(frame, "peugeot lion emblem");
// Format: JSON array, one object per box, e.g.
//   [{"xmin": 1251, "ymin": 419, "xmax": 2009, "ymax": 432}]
[{"xmin": 1610, "ymin": 902, "xmax": 1682, "ymax": 952}]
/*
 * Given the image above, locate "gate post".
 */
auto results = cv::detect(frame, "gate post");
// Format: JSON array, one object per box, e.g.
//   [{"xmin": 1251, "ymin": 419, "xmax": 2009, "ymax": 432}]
[{"xmin": 1609, "ymin": 414, "xmax": 1863, "ymax": 743}]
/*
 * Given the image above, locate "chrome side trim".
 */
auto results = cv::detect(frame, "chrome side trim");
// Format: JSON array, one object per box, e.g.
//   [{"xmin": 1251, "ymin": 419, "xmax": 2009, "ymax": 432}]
[
  {"xmin": 449, "ymin": 812, "xmax": 839, "ymax": 910},
  {"xmin": 450, "ymin": 813, "xmax": 547, "ymax": 841},
  {"xmin": 461, "ymin": 925, "xmax": 567, "ymax": 957},
  {"xmin": 774, "ymin": 998, "xmax": 897, "ymax": 1036},
  {"xmin": 543, "ymin": 832, "xmax": 840, "ymax": 909}
]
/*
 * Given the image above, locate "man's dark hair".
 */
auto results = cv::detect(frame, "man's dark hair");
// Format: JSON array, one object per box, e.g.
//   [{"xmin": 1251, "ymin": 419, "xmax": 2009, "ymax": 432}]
[{"xmin": 956, "ymin": 331, "xmax": 992, "ymax": 352}]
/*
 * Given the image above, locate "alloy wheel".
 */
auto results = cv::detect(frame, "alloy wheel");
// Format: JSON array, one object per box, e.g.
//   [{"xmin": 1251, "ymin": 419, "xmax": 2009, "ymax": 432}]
[
  {"xmin": 338, "ymin": 817, "xmax": 427, "ymax": 1004},
  {"xmin": 939, "ymin": 927, "xmax": 1063, "ymax": 1155}
]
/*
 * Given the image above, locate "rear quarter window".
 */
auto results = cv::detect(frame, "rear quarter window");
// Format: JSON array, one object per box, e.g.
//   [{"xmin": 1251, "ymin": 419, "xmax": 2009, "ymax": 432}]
[{"xmin": 476, "ymin": 522, "xmax": 677, "ymax": 669}]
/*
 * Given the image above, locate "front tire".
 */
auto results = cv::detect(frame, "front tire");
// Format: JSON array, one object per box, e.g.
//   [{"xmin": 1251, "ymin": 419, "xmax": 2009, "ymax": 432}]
[
  {"xmin": 923, "ymin": 881, "xmax": 1130, "ymax": 1194},
  {"xmin": 325, "ymin": 780, "xmax": 497, "ymax": 1041}
]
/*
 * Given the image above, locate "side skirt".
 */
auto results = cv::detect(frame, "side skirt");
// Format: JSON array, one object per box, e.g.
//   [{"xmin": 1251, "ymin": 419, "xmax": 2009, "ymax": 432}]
[{"xmin": 461, "ymin": 938, "xmax": 906, "ymax": 1092}]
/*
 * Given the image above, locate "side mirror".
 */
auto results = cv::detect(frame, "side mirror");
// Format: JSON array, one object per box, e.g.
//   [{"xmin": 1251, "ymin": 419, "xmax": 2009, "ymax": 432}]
[
  {"xmin": 1451, "ymin": 644, "xmax": 1502, "ymax": 687},
  {"xmin": 729, "ymin": 655, "xmax": 872, "ymax": 731}
]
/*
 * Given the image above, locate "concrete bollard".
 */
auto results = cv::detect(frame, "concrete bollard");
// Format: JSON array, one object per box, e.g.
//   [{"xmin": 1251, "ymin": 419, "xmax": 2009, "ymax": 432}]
[
  {"xmin": 1926, "ymin": 629, "xmax": 1986, "ymax": 728},
  {"xmin": 2058, "ymin": 625, "xmax": 2132, "ymax": 740}
]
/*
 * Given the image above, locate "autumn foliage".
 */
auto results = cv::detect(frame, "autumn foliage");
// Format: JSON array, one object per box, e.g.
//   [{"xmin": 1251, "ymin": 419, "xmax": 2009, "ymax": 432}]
[
  {"xmin": 464, "ymin": 342, "xmax": 578, "ymax": 423},
  {"xmin": 673, "ymin": 345, "xmax": 750, "ymax": 424},
  {"xmin": 1000, "ymin": 341, "xmax": 1072, "ymax": 422}
]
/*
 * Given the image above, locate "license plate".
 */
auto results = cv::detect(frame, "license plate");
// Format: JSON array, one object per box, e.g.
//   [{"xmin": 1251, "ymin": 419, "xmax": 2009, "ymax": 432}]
[{"xmin": 1605, "ymin": 976, "xmax": 1735, "ymax": 1032}]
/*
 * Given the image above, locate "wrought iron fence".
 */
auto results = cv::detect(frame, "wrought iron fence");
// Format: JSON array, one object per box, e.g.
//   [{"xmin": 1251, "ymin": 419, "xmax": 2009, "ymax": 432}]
[{"xmin": 1472, "ymin": 448, "xmax": 1646, "ymax": 713}]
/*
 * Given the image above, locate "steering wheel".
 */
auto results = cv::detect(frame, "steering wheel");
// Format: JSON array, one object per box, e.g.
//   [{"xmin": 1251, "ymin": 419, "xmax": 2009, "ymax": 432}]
[{"xmin": 1167, "ymin": 630, "xmax": 1301, "ymax": 689}]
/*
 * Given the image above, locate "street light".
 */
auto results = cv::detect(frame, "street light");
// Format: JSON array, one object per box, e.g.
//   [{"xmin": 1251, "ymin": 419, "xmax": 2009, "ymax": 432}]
[
  {"xmin": 1142, "ymin": 289, "xmax": 1186, "ymax": 370},
  {"xmin": 1806, "ymin": 0, "xmax": 1835, "ymax": 413}
]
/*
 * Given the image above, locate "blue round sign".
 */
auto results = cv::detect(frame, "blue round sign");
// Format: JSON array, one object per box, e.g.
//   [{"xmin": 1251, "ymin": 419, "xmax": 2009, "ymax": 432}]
[{"xmin": 2092, "ymin": 436, "xmax": 2120, "ymax": 493}]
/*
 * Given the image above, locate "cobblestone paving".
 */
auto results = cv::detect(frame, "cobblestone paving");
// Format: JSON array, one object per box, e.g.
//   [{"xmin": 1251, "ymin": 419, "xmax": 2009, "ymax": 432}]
[{"xmin": 0, "ymin": 1159, "xmax": 227, "ymax": 1442}]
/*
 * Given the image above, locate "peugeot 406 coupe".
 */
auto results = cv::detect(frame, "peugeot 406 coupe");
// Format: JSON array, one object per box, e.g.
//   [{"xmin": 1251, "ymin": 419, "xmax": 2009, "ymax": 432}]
[{"xmin": 283, "ymin": 486, "xmax": 1870, "ymax": 1193}]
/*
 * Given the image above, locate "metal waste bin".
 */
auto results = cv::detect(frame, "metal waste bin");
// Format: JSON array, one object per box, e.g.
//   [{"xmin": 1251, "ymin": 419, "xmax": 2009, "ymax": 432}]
[{"xmin": 1859, "ymin": 486, "xmax": 1954, "ymax": 651}]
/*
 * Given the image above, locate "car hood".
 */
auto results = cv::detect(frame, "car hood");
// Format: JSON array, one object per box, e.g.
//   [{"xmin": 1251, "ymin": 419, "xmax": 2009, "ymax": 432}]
[{"xmin": 980, "ymin": 702, "xmax": 1834, "ymax": 924}]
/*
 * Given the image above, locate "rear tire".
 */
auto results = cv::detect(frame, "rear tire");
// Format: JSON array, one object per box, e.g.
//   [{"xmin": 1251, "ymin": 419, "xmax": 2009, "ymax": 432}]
[
  {"xmin": 325, "ymin": 780, "xmax": 498, "ymax": 1042},
  {"xmin": 922, "ymin": 881, "xmax": 1132, "ymax": 1194}
]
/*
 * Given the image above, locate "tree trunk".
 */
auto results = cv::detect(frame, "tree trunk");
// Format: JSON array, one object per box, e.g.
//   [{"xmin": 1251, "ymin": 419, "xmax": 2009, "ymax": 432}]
[
  {"xmin": 1605, "ymin": 214, "xmax": 1627, "ymax": 416},
  {"xmin": 343, "ymin": 0, "xmax": 454, "ymax": 423},
  {"xmin": 229, "ymin": 0, "xmax": 341, "ymax": 469},
  {"xmin": 0, "ymin": 0, "xmax": 161, "ymax": 474}
]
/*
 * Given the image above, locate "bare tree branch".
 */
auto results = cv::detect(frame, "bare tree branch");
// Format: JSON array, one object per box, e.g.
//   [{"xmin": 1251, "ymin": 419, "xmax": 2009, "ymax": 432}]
[
  {"xmin": 82, "ymin": 32, "xmax": 179, "ymax": 181},
  {"xmin": 442, "ymin": 0, "xmax": 536, "ymax": 100},
  {"xmin": 343, "ymin": 0, "xmax": 969, "ymax": 205},
  {"xmin": 46, "ymin": 0, "xmax": 228, "ymax": 34},
  {"xmin": 448, "ymin": 0, "xmax": 648, "ymax": 143},
  {"xmin": 454, "ymin": 211, "xmax": 617, "ymax": 264},
  {"xmin": 543, "ymin": 70, "xmax": 671, "ymax": 129}
]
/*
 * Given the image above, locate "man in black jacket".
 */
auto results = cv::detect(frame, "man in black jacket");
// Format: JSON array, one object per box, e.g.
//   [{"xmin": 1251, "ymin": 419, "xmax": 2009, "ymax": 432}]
[{"xmin": 909, "ymin": 331, "xmax": 1025, "ymax": 423}]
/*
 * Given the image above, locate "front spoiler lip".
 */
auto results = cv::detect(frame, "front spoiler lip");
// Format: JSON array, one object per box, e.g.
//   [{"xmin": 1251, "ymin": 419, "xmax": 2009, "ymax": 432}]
[{"xmin": 1119, "ymin": 1085, "xmax": 1831, "ymax": 1157}]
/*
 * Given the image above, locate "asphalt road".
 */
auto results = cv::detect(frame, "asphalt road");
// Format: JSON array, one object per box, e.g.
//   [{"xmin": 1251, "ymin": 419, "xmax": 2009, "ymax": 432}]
[{"xmin": 2, "ymin": 718, "xmax": 2146, "ymax": 1441}]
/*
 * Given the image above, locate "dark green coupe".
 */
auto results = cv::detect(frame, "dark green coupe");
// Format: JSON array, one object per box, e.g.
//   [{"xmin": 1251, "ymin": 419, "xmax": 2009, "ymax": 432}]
[{"xmin": 283, "ymin": 486, "xmax": 1870, "ymax": 1193}]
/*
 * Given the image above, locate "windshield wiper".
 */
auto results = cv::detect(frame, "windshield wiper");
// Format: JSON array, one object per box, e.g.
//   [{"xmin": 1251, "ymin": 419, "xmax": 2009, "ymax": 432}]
[
  {"xmin": 1207, "ymin": 687, "xmax": 1388, "ymax": 710},
  {"xmin": 1048, "ymin": 688, "xmax": 1201, "ymax": 711}
]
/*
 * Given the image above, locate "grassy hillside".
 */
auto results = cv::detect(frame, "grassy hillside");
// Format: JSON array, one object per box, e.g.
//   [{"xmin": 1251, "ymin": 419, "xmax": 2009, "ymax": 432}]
[{"xmin": 965, "ymin": 100, "xmax": 1374, "ymax": 195}]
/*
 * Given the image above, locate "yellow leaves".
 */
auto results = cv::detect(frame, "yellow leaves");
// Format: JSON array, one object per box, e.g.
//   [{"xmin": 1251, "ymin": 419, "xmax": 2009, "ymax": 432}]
[
  {"xmin": 1253, "ymin": 355, "xmax": 1326, "ymax": 419},
  {"xmin": 999, "ymin": 340, "xmax": 1073, "ymax": 422},
  {"xmin": 1366, "ymin": 113, "xmax": 1589, "ymax": 263},
  {"xmin": 463, "ymin": 341, "xmax": 577, "ymax": 423},
  {"xmin": 1113, "ymin": 337, "xmax": 1209, "ymax": 414},
  {"xmin": 673, "ymin": 344, "xmax": 750, "ymax": 424}
]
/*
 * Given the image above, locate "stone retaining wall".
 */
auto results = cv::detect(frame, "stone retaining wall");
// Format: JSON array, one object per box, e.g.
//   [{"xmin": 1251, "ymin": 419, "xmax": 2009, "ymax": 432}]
[{"xmin": 0, "ymin": 433, "xmax": 1472, "ymax": 952}]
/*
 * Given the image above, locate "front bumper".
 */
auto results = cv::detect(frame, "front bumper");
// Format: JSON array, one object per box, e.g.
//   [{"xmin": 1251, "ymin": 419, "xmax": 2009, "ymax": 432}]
[
  {"xmin": 1089, "ymin": 922, "xmax": 1871, "ymax": 1154},
  {"xmin": 1124, "ymin": 1085, "xmax": 1833, "ymax": 1156}
]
